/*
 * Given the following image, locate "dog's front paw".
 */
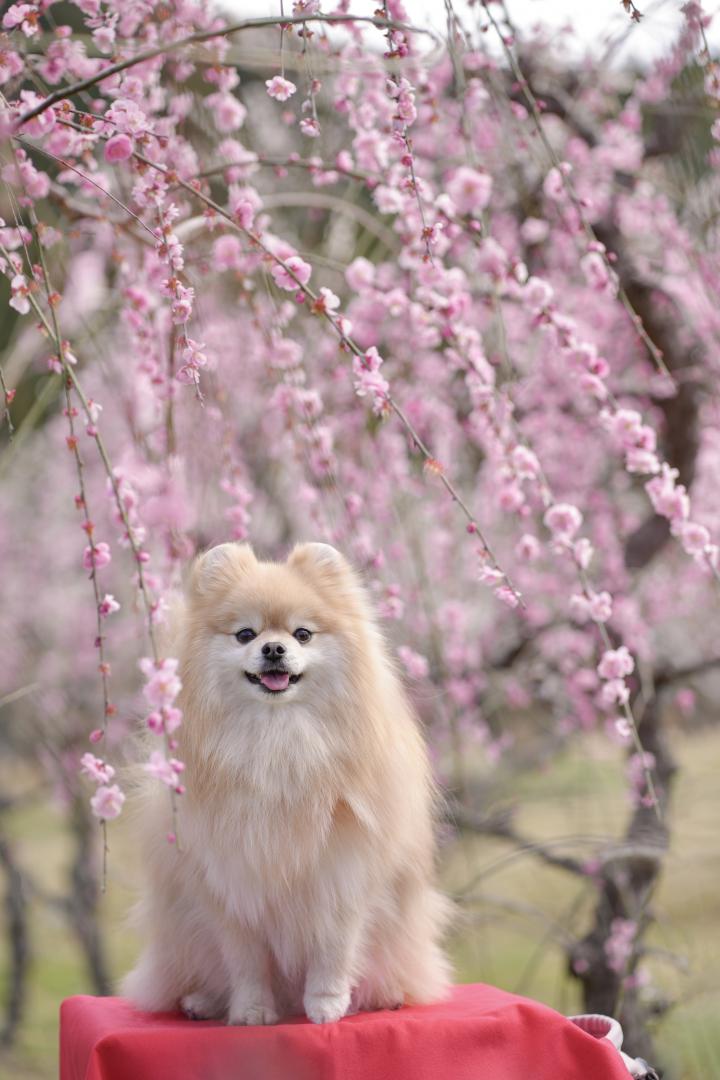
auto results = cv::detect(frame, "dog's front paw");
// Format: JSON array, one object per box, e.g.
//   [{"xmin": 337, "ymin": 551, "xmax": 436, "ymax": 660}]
[
  {"xmin": 228, "ymin": 990, "xmax": 279, "ymax": 1027},
  {"xmin": 180, "ymin": 991, "xmax": 221, "ymax": 1021},
  {"xmin": 304, "ymin": 989, "xmax": 351, "ymax": 1024}
]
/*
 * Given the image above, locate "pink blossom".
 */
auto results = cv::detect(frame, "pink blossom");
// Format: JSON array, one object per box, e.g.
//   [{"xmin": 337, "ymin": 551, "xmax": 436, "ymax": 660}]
[
  {"xmin": 598, "ymin": 646, "xmax": 634, "ymax": 680},
  {"xmin": 314, "ymin": 286, "xmax": 340, "ymax": 313},
  {"xmin": 86, "ymin": 398, "xmax": 103, "ymax": 435},
  {"xmin": 569, "ymin": 594, "xmax": 590, "ymax": 622},
  {"xmin": 605, "ymin": 917, "xmax": 636, "ymax": 973},
  {"xmin": 141, "ymin": 657, "xmax": 182, "ymax": 708},
  {"xmin": 212, "ymin": 234, "xmax": 243, "ymax": 271},
  {"xmin": 5, "ymin": 152, "xmax": 50, "ymax": 199},
  {"xmin": 675, "ymin": 688, "xmax": 696, "ymax": 716},
  {"xmin": 525, "ymin": 277, "xmax": 554, "ymax": 307},
  {"xmin": 90, "ymin": 783, "xmax": 125, "ymax": 821},
  {"xmin": 578, "ymin": 373, "xmax": 609, "ymax": 400},
  {"xmin": 147, "ymin": 707, "xmax": 184, "ymax": 735},
  {"xmin": 511, "ymin": 445, "xmax": 540, "ymax": 479},
  {"xmin": 17, "ymin": 91, "xmax": 55, "ymax": 135},
  {"xmin": 229, "ymin": 184, "xmax": 262, "ymax": 229},
  {"xmin": 498, "ymin": 484, "xmax": 523, "ymax": 512},
  {"xmin": 299, "ymin": 118, "xmax": 321, "ymax": 138},
  {"xmin": 98, "ymin": 594, "xmax": 120, "ymax": 617},
  {"xmin": 573, "ymin": 538, "xmax": 594, "ymax": 569},
  {"xmin": 478, "ymin": 565, "xmax": 504, "ymax": 588},
  {"xmin": 520, "ymin": 217, "xmax": 549, "ymax": 244},
  {"xmin": 82, "ymin": 542, "xmax": 111, "ymax": 571},
  {"xmin": 92, "ymin": 24, "xmax": 115, "ymax": 53},
  {"xmin": 170, "ymin": 283, "xmax": 194, "ymax": 324},
  {"xmin": 612, "ymin": 717, "xmax": 632, "ymax": 742},
  {"xmin": 544, "ymin": 503, "xmax": 583, "ymax": 542},
  {"xmin": 496, "ymin": 584, "xmax": 520, "ymax": 609},
  {"xmin": 80, "ymin": 752, "xmax": 115, "ymax": 784},
  {"xmin": 266, "ymin": 76, "xmax": 297, "ymax": 102},
  {"xmin": 580, "ymin": 251, "xmax": 615, "ymax": 295},
  {"xmin": 270, "ymin": 255, "xmax": 312, "ymax": 291},
  {"xmin": 397, "ymin": 645, "xmax": 429, "ymax": 679},
  {"xmin": 626, "ymin": 751, "xmax": 656, "ymax": 806},
  {"xmin": 206, "ymin": 92, "xmax": 247, "ymax": 133},
  {"xmin": 588, "ymin": 591, "xmax": 613, "ymax": 622},
  {"xmin": 104, "ymin": 134, "xmax": 133, "ymax": 163},
  {"xmin": 9, "ymin": 274, "xmax": 30, "ymax": 315},
  {"xmin": 475, "ymin": 238, "xmax": 507, "ymax": 278},
  {"xmin": 679, "ymin": 521, "xmax": 710, "ymax": 555},
  {"xmin": 446, "ymin": 166, "xmax": 493, "ymax": 215},
  {"xmin": 360, "ymin": 346, "xmax": 383, "ymax": 373},
  {"xmin": 607, "ymin": 408, "xmax": 642, "ymax": 446},
  {"xmin": 515, "ymin": 534, "xmax": 540, "ymax": 561},
  {"xmin": 346, "ymin": 257, "xmax": 375, "ymax": 291},
  {"xmin": 353, "ymin": 359, "xmax": 389, "ymax": 413},
  {"xmin": 176, "ymin": 337, "xmax": 208, "ymax": 385},
  {"xmin": 645, "ymin": 464, "xmax": 689, "ymax": 525},
  {"xmin": 105, "ymin": 98, "xmax": 147, "ymax": 135},
  {"xmin": 3, "ymin": 4, "xmax": 39, "ymax": 36},
  {"xmin": 600, "ymin": 679, "xmax": 630, "ymax": 707},
  {"xmin": 625, "ymin": 447, "xmax": 660, "ymax": 474},
  {"xmin": 0, "ymin": 48, "xmax": 23, "ymax": 85},
  {"xmin": 543, "ymin": 161, "xmax": 571, "ymax": 200},
  {"xmin": 144, "ymin": 750, "xmax": 184, "ymax": 788}
]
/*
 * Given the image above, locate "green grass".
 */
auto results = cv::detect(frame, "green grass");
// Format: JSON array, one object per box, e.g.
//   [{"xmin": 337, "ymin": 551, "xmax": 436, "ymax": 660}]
[{"xmin": 1, "ymin": 729, "xmax": 719, "ymax": 1079}]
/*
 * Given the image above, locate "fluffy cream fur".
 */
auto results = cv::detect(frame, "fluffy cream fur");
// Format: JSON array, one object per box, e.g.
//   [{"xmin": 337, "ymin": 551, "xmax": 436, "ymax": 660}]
[{"xmin": 121, "ymin": 541, "xmax": 452, "ymax": 1025}]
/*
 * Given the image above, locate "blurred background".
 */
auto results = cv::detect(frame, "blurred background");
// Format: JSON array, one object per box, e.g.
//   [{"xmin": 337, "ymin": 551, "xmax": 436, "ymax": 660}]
[{"xmin": 1, "ymin": 2, "xmax": 720, "ymax": 1078}]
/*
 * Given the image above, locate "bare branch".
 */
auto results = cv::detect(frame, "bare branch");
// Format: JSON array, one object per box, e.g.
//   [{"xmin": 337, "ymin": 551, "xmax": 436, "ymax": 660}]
[{"xmin": 446, "ymin": 802, "xmax": 585, "ymax": 876}]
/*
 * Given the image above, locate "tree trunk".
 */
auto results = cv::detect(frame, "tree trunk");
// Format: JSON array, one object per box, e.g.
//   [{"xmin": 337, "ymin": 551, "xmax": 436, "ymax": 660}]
[
  {"xmin": 569, "ymin": 695, "xmax": 677, "ymax": 1067},
  {"xmin": 0, "ymin": 832, "xmax": 30, "ymax": 1047},
  {"xmin": 66, "ymin": 795, "xmax": 112, "ymax": 996}
]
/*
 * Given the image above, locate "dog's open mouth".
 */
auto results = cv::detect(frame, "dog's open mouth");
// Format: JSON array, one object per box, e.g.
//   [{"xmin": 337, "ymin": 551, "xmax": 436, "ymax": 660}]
[{"xmin": 245, "ymin": 670, "xmax": 302, "ymax": 693}]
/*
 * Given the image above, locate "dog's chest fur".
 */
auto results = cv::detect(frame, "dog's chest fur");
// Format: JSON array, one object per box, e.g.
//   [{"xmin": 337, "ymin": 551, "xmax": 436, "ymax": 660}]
[{"xmin": 185, "ymin": 783, "xmax": 338, "ymax": 923}]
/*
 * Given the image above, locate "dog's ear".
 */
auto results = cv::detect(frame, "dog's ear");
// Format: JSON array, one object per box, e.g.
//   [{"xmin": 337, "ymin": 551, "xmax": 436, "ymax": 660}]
[
  {"xmin": 288, "ymin": 542, "xmax": 348, "ymax": 576},
  {"xmin": 287, "ymin": 542, "xmax": 360, "ymax": 593},
  {"xmin": 189, "ymin": 542, "xmax": 256, "ymax": 596},
  {"xmin": 289, "ymin": 542, "xmax": 371, "ymax": 616}
]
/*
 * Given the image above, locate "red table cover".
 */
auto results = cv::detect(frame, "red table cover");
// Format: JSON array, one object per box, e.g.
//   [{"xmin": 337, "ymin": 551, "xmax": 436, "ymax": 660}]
[{"xmin": 60, "ymin": 983, "xmax": 631, "ymax": 1080}]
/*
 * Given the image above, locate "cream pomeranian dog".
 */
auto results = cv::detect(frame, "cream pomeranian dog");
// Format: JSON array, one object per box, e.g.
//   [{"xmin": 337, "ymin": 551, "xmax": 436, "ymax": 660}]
[{"xmin": 122, "ymin": 541, "xmax": 451, "ymax": 1025}]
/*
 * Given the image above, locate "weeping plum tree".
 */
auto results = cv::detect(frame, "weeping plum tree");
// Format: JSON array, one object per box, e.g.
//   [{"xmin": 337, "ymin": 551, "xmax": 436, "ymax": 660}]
[{"xmin": 0, "ymin": 0, "xmax": 719, "ymax": 1066}]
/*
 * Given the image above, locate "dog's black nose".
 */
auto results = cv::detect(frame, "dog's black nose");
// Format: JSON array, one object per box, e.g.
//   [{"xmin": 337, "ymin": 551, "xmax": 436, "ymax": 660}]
[{"xmin": 262, "ymin": 641, "xmax": 286, "ymax": 660}]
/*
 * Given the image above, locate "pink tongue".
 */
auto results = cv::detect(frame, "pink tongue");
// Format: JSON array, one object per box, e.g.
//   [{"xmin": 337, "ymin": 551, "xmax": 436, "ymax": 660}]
[{"xmin": 260, "ymin": 671, "xmax": 290, "ymax": 691}]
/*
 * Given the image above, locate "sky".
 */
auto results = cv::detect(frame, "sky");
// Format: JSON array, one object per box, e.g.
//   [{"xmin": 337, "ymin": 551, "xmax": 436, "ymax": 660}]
[{"xmin": 234, "ymin": 0, "xmax": 720, "ymax": 67}]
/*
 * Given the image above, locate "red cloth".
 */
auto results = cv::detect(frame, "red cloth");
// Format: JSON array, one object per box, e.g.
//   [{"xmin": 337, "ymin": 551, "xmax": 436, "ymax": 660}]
[{"xmin": 60, "ymin": 983, "xmax": 631, "ymax": 1080}]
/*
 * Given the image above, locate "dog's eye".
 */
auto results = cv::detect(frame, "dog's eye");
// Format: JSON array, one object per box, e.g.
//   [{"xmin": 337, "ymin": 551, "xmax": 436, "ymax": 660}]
[
  {"xmin": 235, "ymin": 628, "xmax": 256, "ymax": 644},
  {"xmin": 293, "ymin": 628, "xmax": 313, "ymax": 644}
]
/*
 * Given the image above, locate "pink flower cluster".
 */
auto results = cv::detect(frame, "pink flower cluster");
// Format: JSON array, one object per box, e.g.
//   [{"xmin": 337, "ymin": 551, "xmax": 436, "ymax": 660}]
[
  {"xmin": 352, "ymin": 346, "xmax": 389, "ymax": 414},
  {"xmin": 140, "ymin": 657, "xmax": 183, "ymax": 739},
  {"xmin": 266, "ymin": 76, "xmax": 297, "ymax": 102},
  {"xmin": 82, "ymin": 542, "xmax": 112, "ymax": 573},
  {"xmin": 597, "ymin": 647, "xmax": 635, "ymax": 708},
  {"xmin": 646, "ymin": 465, "xmax": 716, "ymax": 568},
  {"xmin": 81, "ymin": 752, "xmax": 125, "ymax": 821},
  {"xmin": 144, "ymin": 750, "xmax": 185, "ymax": 793},
  {"xmin": 604, "ymin": 917, "xmax": 637, "ymax": 974},
  {"xmin": 271, "ymin": 254, "xmax": 312, "ymax": 291}
]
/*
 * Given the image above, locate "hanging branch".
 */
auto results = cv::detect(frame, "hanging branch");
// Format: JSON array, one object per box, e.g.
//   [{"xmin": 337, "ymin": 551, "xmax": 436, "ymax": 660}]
[{"xmin": 16, "ymin": 14, "xmax": 440, "ymax": 129}]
